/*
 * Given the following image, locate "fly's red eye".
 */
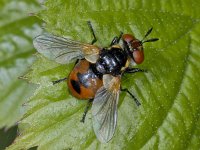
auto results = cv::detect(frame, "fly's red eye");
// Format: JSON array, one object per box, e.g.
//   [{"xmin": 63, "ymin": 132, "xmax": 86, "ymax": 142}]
[
  {"xmin": 122, "ymin": 34, "xmax": 135, "ymax": 43},
  {"xmin": 133, "ymin": 50, "xmax": 144, "ymax": 64}
]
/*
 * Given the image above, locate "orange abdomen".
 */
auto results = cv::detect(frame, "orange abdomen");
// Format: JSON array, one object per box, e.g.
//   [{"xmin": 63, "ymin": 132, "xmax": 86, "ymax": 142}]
[{"xmin": 67, "ymin": 59, "xmax": 103, "ymax": 100}]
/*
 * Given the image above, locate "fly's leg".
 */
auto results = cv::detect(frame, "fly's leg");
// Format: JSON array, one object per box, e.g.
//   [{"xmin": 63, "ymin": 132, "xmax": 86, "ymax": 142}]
[
  {"xmin": 80, "ymin": 99, "xmax": 93, "ymax": 123},
  {"xmin": 52, "ymin": 77, "xmax": 67, "ymax": 85},
  {"xmin": 125, "ymin": 68, "xmax": 147, "ymax": 74},
  {"xmin": 52, "ymin": 61, "xmax": 76, "ymax": 85},
  {"xmin": 74, "ymin": 59, "xmax": 79, "ymax": 65},
  {"xmin": 121, "ymin": 67, "xmax": 147, "ymax": 106},
  {"xmin": 110, "ymin": 37, "xmax": 118, "ymax": 46},
  {"xmin": 87, "ymin": 21, "xmax": 97, "ymax": 45},
  {"xmin": 52, "ymin": 59, "xmax": 79, "ymax": 85},
  {"xmin": 121, "ymin": 88, "xmax": 141, "ymax": 106},
  {"xmin": 110, "ymin": 31, "xmax": 123, "ymax": 46}
]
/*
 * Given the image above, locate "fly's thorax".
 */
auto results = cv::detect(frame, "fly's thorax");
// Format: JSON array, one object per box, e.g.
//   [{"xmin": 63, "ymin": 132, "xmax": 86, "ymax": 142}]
[{"xmin": 95, "ymin": 46, "xmax": 128, "ymax": 76}]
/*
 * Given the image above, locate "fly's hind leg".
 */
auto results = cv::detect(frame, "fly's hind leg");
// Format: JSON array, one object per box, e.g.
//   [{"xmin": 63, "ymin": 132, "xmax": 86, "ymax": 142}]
[
  {"xmin": 110, "ymin": 31, "xmax": 123, "ymax": 46},
  {"xmin": 80, "ymin": 99, "xmax": 93, "ymax": 123},
  {"xmin": 87, "ymin": 21, "xmax": 97, "ymax": 45}
]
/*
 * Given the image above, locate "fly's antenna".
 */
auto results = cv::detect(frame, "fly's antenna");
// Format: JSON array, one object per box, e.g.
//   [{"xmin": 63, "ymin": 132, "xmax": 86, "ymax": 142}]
[
  {"xmin": 141, "ymin": 27, "xmax": 159, "ymax": 44},
  {"xmin": 141, "ymin": 27, "xmax": 153, "ymax": 41},
  {"xmin": 142, "ymin": 38, "xmax": 159, "ymax": 43}
]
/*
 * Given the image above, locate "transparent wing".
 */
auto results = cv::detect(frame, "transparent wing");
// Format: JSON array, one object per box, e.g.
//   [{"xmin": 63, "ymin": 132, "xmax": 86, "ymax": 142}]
[
  {"xmin": 33, "ymin": 34, "xmax": 100, "ymax": 64},
  {"xmin": 92, "ymin": 75, "xmax": 121, "ymax": 143}
]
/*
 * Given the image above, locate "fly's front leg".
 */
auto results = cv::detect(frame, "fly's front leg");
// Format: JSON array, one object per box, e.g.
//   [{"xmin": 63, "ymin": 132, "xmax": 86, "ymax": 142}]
[
  {"xmin": 125, "ymin": 68, "xmax": 147, "ymax": 74},
  {"xmin": 87, "ymin": 21, "xmax": 97, "ymax": 45},
  {"xmin": 110, "ymin": 31, "xmax": 123, "ymax": 46}
]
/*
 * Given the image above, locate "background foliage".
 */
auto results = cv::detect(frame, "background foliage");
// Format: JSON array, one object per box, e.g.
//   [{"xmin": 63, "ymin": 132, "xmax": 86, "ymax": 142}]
[
  {"xmin": 0, "ymin": 0, "xmax": 42, "ymax": 128},
  {"xmin": 0, "ymin": 1, "xmax": 42, "ymax": 148},
  {"xmin": 0, "ymin": 0, "xmax": 199, "ymax": 150}
]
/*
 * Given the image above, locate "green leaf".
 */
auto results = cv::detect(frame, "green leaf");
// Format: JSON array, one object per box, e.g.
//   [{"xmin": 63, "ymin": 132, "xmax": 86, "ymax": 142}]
[
  {"xmin": 8, "ymin": 0, "xmax": 200, "ymax": 149},
  {"xmin": 0, "ymin": 125, "xmax": 17, "ymax": 149},
  {"xmin": 0, "ymin": 0, "xmax": 42, "ymax": 128}
]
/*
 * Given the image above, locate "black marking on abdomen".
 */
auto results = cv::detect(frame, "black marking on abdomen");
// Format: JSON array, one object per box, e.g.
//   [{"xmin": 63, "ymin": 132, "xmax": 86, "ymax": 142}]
[{"xmin": 71, "ymin": 80, "xmax": 81, "ymax": 94}]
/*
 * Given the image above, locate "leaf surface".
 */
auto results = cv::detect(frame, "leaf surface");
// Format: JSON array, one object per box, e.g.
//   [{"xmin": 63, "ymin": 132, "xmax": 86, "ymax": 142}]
[
  {"xmin": 8, "ymin": 0, "xmax": 200, "ymax": 149},
  {"xmin": 0, "ymin": 0, "xmax": 42, "ymax": 128}
]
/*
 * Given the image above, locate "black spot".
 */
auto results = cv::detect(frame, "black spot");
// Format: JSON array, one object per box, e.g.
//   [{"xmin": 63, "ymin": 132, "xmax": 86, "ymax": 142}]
[{"xmin": 71, "ymin": 80, "xmax": 81, "ymax": 94}]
